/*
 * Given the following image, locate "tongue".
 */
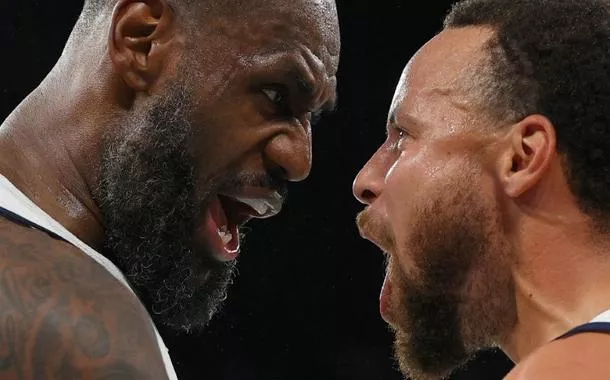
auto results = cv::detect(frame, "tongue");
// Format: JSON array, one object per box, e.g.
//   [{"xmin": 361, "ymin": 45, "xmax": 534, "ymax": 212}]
[{"xmin": 209, "ymin": 195, "xmax": 228, "ymax": 227}]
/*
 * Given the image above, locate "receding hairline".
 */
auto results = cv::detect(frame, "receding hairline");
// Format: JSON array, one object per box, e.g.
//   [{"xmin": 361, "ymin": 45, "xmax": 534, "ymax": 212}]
[{"xmin": 407, "ymin": 26, "xmax": 512, "ymax": 125}]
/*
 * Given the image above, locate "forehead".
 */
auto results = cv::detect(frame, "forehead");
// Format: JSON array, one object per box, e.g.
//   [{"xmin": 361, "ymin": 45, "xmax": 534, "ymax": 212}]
[
  {"xmin": 389, "ymin": 26, "xmax": 494, "ymax": 134},
  {"xmin": 199, "ymin": 0, "xmax": 340, "ymax": 76}
]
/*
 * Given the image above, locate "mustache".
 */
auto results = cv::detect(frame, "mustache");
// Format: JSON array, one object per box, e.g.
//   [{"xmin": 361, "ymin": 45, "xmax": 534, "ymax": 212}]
[
  {"xmin": 356, "ymin": 210, "xmax": 370, "ymax": 231},
  {"xmin": 219, "ymin": 169, "xmax": 289, "ymax": 199}
]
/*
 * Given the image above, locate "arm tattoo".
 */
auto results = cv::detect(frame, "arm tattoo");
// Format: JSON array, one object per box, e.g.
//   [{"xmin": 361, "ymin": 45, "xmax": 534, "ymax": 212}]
[{"xmin": 0, "ymin": 219, "xmax": 170, "ymax": 380}]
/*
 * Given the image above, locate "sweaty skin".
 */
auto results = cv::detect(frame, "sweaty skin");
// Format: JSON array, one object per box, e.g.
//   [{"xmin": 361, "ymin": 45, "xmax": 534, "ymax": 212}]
[
  {"xmin": 0, "ymin": 0, "xmax": 340, "ymax": 377},
  {"xmin": 354, "ymin": 25, "xmax": 610, "ymax": 380}
]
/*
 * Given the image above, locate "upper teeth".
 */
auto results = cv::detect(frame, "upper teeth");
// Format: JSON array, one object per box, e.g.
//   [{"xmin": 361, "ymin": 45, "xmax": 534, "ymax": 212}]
[
  {"xmin": 233, "ymin": 197, "xmax": 271, "ymax": 216},
  {"xmin": 218, "ymin": 225, "xmax": 233, "ymax": 245}
]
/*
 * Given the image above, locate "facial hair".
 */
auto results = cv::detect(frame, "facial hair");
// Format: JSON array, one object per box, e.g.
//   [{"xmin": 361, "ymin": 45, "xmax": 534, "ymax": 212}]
[
  {"xmin": 95, "ymin": 83, "xmax": 235, "ymax": 333},
  {"xmin": 392, "ymin": 183, "xmax": 515, "ymax": 379}
]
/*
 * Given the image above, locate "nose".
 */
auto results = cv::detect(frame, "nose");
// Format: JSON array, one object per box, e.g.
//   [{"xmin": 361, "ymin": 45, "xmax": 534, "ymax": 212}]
[
  {"xmin": 353, "ymin": 148, "xmax": 386, "ymax": 205},
  {"xmin": 264, "ymin": 125, "xmax": 312, "ymax": 182}
]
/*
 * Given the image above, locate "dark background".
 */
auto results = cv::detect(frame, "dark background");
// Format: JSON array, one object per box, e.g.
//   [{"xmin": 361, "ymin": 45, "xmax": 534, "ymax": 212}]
[{"xmin": 1, "ymin": 1, "xmax": 514, "ymax": 379}]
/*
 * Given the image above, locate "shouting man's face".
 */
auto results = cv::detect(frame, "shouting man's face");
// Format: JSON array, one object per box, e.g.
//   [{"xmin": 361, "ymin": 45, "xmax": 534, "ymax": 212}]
[
  {"xmin": 354, "ymin": 27, "xmax": 516, "ymax": 379},
  {"xmin": 96, "ymin": 0, "xmax": 340, "ymax": 333}
]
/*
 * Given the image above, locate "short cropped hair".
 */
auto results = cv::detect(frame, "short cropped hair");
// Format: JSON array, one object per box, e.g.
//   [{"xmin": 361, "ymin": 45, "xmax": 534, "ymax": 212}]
[{"xmin": 445, "ymin": 0, "xmax": 610, "ymax": 229}]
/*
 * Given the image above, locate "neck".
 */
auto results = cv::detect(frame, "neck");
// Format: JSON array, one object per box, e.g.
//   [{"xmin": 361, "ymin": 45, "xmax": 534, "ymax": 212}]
[
  {"xmin": 0, "ymin": 58, "xmax": 124, "ymax": 250},
  {"xmin": 501, "ymin": 218, "xmax": 610, "ymax": 363}
]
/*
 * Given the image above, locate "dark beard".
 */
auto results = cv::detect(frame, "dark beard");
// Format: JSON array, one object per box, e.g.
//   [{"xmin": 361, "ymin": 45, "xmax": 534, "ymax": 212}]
[
  {"xmin": 392, "ymin": 186, "xmax": 515, "ymax": 380},
  {"xmin": 95, "ymin": 85, "xmax": 235, "ymax": 333}
]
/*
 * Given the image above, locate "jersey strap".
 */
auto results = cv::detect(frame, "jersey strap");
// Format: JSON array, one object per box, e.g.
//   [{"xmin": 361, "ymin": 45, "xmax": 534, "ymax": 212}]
[
  {"xmin": 0, "ymin": 206, "xmax": 68, "ymax": 243},
  {"xmin": 555, "ymin": 322, "xmax": 610, "ymax": 340}
]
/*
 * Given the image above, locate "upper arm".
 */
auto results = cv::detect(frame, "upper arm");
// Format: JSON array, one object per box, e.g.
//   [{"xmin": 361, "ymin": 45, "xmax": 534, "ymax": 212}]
[
  {"xmin": 0, "ymin": 218, "xmax": 170, "ymax": 380},
  {"xmin": 506, "ymin": 333, "xmax": 610, "ymax": 380}
]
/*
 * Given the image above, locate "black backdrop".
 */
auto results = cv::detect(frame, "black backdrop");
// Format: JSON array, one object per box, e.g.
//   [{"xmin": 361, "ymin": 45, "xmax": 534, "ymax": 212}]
[{"xmin": 1, "ymin": 1, "xmax": 515, "ymax": 379}]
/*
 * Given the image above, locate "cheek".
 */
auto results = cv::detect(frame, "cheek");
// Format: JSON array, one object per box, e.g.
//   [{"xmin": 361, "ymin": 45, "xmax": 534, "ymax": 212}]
[
  {"xmin": 383, "ymin": 152, "xmax": 437, "ymax": 239},
  {"xmin": 383, "ymin": 153, "xmax": 470, "ymax": 275},
  {"xmin": 382, "ymin": 158, "xmax": 427, "ymax": 275},
  {"xmin": 189, "ymin": 105, "xmax": 249, "ymax": 173}
]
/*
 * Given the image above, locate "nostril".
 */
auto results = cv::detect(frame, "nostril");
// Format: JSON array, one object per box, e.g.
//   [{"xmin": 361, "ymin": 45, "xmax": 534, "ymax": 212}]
[
  {"xmin": 263, "ymin": 132, "xmax": 311, "ymax": 182},
  {"xmin": 268, "ymin": 165, "xmax": 288, "ymax": 186},
  {"xmin": 360, "ymin": 189, "xmax": 376, "ymax": 203},
  {"xmin": 263, "ymin": 157, "xmax": 287, "ymax": 179}
]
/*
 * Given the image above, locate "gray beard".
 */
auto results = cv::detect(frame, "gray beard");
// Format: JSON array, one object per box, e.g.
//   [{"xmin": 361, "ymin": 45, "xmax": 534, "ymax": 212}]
[{"xmin": 94, "ymin": 85, "xmax": 235, "ymax": 333}]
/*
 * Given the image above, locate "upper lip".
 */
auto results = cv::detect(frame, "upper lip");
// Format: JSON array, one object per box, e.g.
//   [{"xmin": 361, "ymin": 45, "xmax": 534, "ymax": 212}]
[{"xmin": 221, "ymin": 188, "xmax": 285, "ymax": 220}]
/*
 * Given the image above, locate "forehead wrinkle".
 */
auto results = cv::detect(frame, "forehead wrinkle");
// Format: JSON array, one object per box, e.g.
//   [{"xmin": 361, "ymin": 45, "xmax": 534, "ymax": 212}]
[
  {"xmin": 201, "ymin": 3, "xmax": 339, "ymax": 74},
  {"xmin": 248, "ymin": 45, "xmax": 337, "ymax": 111},
  {"xmin": 387, "ymin": 85, "xmax": 468, "ymax": 138},
  {"xmin": 260, "ymin": 41, "xmax": 338, "ymax": 80},
  {"xmin": 205, "ymin": 8, "xmax": 329, "ymax": 50},
  {"xmin": 242, "ymin": 48, "xmax": 318, "ymax": 93},
  {"xmin": 323, "ymin": 45, "xmax": 340, "ymax": 76},
  {"xmin": 421, "ymin": 86, "xmax": 474, "ymax": 112},
  {"xmin": 386, "ymin": 108, "xmax": 427, "ymax": 135}
]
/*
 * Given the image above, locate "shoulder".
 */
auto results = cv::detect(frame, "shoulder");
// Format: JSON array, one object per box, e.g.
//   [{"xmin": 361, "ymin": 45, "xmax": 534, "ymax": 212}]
[
  {"xmin": 505, "ymin": 331, "xmax": 610, "ymax": 380},
  {"xmin": 0, "ymin": 216, "xmax": 170, "ymax": 379},
  {"xmin": 0, "ymin": 214, "xmax": 122, "ymax": 297}
]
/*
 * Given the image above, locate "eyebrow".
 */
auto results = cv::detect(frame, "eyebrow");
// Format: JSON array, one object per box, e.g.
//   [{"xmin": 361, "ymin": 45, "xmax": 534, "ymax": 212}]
[
  {"xmin": 386, "ymin": 111, "xmax": 400, "ymax": 134},
  {"xmin": 277, "ymin": 59, "xmax": 338, "ymax": 115},
  {"xmin": 386, "ymin": 111, "xmax": 422, "ymax": 134}
]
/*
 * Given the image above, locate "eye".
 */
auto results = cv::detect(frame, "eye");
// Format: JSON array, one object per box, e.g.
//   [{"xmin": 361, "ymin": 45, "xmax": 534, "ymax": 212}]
[
  {"xmin": 396, "ymin": 129, "xmax": 410, "ymax": 149},
  {"xmin": 261, "ymin": 86, "xmax": 293, "ymax": 118},
  {"xmin": 389, "ymin": 128, "xmax": 410, "ymax": 151},
  {"xmin": 262, "ymin": 88, "xmax": 284, "ymax": 105}
]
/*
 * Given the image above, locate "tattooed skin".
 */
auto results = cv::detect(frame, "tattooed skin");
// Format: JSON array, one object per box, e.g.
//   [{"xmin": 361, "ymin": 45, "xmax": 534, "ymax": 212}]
[{"xmin": 0, "ymin": 217, "xmax": 169, "ymax": 380}]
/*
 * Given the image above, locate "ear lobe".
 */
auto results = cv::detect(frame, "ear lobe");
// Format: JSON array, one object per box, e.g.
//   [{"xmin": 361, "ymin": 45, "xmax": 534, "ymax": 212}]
[
  {"xmin": 109, "ymin": 0, "xmax": 173, "ymax": 92},
  {"xmin": 502, "ymin": 114, "xmax": 557, "ymax": 198}
]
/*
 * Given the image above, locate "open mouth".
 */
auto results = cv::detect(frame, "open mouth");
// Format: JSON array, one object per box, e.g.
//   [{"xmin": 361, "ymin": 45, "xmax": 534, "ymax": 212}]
[{"xmin": 200, "ymin": 190, "xmax": 284, "ymax": 262}]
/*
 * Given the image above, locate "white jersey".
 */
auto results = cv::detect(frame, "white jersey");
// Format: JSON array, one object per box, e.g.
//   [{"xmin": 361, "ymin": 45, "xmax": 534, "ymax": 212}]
[
  {"xmin": 0, "ymin": 175, "xmax": 178, "ymax": 380},
  {"xmin": 590, "ymin": 309, "xmax": 610, "ymax": 323}
]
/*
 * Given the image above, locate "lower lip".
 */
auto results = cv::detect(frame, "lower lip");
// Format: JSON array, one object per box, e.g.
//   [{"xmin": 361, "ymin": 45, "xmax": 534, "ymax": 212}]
[
  {"xmin": 380, "ymin": 272, "xmax": 393, "ymax": 324},
  {"xmin": 201, "ymin": 197, "xmax": 240, "ymax": 262}
]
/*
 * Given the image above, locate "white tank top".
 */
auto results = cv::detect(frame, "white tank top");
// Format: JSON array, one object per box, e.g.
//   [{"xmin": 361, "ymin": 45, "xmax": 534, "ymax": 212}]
[
  {"xmin": 590, "ymin": 309, "xmax": 610, "ymax": 323},
  {"xmin": 0, "ymin": 175, "xmax": 178, "ymax": 380}
]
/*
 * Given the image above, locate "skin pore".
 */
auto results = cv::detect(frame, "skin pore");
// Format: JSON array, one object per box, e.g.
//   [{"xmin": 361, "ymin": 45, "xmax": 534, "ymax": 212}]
[{"xmin": 354, "ymin": 25, "xmax": 610, "ymax": 380}]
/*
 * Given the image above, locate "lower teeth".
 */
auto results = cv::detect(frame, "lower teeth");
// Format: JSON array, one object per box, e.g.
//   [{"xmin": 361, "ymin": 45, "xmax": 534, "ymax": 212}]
[{"xmin": 218, "ymin": 226, "xmax": 233, "ymax": 245}]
